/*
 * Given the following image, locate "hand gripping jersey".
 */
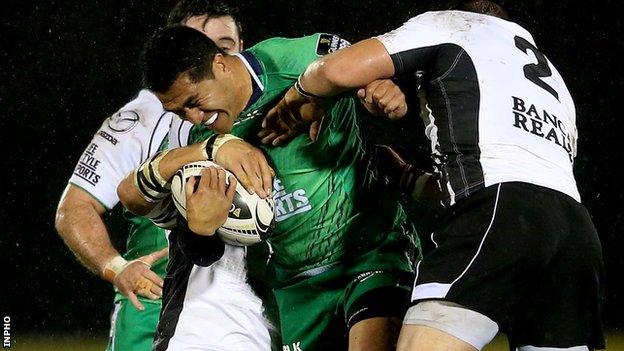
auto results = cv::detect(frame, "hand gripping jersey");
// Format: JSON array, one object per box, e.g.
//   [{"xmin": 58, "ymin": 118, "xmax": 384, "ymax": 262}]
[
  {"xmin": 376, "ymin": 11, "xmax": 580, "ymax": 206},
  {"xmin": 187, "ymin": 34, "xmax": 414, "ymax": 283},
  {"xmin": 69, "ymin": 89, "xmax": 172, "ymax": 282}
]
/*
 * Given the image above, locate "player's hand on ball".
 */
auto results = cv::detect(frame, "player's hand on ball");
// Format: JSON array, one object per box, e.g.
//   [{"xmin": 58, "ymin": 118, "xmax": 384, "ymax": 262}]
[
  {"xmin": 113, "ymin": 248, "xmax": 168, "ymax": 311},
  {"xmin": 357, "ymin": 79, "xmax": 408, "ymax": 120},
  {"xmin": 213, "ymin": 139, "xmax": 274, "ymax": 198},
  {"xmin": 186, "ymin": 167, "xmax": 237, "ymax": 236},
  {"xmin": 260, "ymin": 86, "xmax": 324, "ymax": 146}
]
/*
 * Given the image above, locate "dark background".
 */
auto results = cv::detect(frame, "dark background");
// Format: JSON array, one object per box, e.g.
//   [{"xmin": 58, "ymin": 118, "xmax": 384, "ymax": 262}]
[{"xmin": 2, "ymin": 0, "xmax": 623, "ymax": 338}]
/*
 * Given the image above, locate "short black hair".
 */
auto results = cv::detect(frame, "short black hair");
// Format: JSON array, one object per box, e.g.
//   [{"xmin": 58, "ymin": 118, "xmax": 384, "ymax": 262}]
[
  {"xmin": 167, "ymin": 0, "xmax": 243, "ymax": 38},
  {"xmin": 142, "ymin": 25, "xmax": 224, "ymax": 93}
]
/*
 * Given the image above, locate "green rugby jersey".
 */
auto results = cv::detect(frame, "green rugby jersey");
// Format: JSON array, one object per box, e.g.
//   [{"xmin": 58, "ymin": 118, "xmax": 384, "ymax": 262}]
[{"xmin": 189, "ymin": 34, "xmax": 414, "ymax": 282}]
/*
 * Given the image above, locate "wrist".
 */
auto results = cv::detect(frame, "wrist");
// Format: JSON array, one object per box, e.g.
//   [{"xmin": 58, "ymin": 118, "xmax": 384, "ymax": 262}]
[
  {"xmin": 134, "ymin": 150, "xmax": 172, "ymax": 203},
  {"xmin": 295, "ymin": 75, "xmax": 321, "ymax": 99},
  {"xmin": 188, "ymin": 220, "xmax": 218, "ymax": 237},
  {"xmin": 205, "ymin": 134, "xmax": 242, "ymax": 162},
  {"xmin": 102, "ymin": 255, "xmax": 128, "ymax": 283}
]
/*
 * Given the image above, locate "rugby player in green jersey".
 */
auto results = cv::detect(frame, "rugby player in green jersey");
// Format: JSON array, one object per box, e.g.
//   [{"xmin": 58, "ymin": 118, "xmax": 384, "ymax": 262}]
[
  {"xmin": 54, "ymin": 2, "xmax": 263, "ymax": 350},
  {"xmin": 118, "ymin": 26, "xmax": 419, "ymax": 350}
]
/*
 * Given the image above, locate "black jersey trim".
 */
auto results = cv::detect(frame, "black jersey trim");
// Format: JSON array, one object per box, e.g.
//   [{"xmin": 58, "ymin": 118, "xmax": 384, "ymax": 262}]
[
  {"xmin": 389, "ymin": 43, "xmax": 484, "ymax": 206},
  {"xmin": 153, "ymin": 228, "xmax": 225, "ymax": 351},
  {"xmin": 153, "ymin": 230, "xmax": 193, "ymax": 351},
  {"xmin": 146, "ymin": 112, "xmax": 169, "ymax": 160}
]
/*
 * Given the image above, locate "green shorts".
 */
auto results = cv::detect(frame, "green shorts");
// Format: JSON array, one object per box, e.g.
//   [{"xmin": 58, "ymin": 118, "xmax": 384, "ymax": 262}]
[
  {"xmin": 106, "ymin": 296, "xmax": 162, "ymax": 351},
  {"xmin": 274, "ymin": 268, "xmax": 412, "ymax": 351}
]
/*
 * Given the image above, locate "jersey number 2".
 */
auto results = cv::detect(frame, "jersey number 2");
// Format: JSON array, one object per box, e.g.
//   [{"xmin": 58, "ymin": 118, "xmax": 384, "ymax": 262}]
[{"xmin": 514, "ymin": 36, "xmax": 559, "ymax": 100}]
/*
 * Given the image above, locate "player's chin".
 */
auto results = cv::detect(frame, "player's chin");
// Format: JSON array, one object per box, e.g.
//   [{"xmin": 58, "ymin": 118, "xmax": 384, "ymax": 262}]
[{"xmin": 208, "ymin": 113, "xmax": 234, "ymax": 134}]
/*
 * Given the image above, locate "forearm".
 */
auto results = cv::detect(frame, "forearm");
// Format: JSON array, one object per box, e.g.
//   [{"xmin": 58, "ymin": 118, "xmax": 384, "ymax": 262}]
[
  {"xmin": 55, "ymin": 192, "xmax": 119, "ymax": 276},
  {"xmin": 299, "ymin": 38, "xmax": 395, "ymax": 97},
  {"xmin": 118, "ymin": 142, "xmax": 207, "ymax": 216}
]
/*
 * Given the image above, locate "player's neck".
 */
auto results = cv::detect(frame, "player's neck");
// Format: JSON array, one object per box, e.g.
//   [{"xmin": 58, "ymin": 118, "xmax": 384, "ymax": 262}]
[{"xmin": 229, "ymin": 55, "xmax": 254, "ymax": 114}]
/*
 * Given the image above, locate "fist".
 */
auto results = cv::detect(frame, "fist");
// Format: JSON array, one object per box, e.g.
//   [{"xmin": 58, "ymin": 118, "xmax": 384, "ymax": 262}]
[{"xmin": 358, "ymin": 79, "xmax": 408, "ymax": 119}]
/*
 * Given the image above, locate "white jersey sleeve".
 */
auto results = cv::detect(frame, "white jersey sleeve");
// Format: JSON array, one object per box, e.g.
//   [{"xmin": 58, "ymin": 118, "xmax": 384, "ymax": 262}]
[
  {"xmin": 68, "ymin": 90, "xmax": 173, "ymax": 209},
  {"xmin": 376, "ymin": 11, "xmax": 579, "ymax": 204},
  {"xmin": 169, "ymin": 117, "xmax": 194, "ymax": 148}
]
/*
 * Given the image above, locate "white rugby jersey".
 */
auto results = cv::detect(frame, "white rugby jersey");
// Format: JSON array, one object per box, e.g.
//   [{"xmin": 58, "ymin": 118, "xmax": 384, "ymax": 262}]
[
  {"xmin": 168, "ymin": 114, "xmax": 194, "ymax": 149},
  {"xmin": 377, "ymin": 10, "xmax": 580, "ymax": 205},
  {"xmin": 69, "ymin": 89, "xmax": 173, "ymax": 209}
]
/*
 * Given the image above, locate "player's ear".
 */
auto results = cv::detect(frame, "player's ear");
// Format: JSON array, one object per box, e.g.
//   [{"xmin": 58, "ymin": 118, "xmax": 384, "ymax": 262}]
[
  {"xmin": 212, "ymin": 53, "xmax": 227, "ymax": 74},
  {"xmin": 239, "ymin": 39, "xmax": 244, "ymax": 51}
]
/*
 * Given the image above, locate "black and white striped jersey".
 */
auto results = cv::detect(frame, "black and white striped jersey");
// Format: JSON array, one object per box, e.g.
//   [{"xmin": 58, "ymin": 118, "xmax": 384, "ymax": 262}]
[
  {"xmin": 168, "ymin": 115, "xmax": 193, "ymax": 149},
  {"xmin": 376, "ymin": 10, "xmax": 579, "ymax": 206}
]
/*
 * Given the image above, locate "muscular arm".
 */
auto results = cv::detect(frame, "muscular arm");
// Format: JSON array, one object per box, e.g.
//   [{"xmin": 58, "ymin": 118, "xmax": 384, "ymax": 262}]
[
  {"xmin": 55, "ymin": 184, "xmax": 119, "ymax": 275},
  {"xmin": 261, "ymin": 39, "xmax": 401, "ymax": 145},
  {"xmin": 118, "ymin": 135, "xmax": 274, "ymax": 216},
  {"xmin": 299, "ymin": 38, "xmax": 396, "ymax": 97},
  {"xmin": 56, "ymin": 184, "xmax": 167, "ymax": 310},
  {"xmin": 117, "ymin": 142, "xmax": 207, "ymax": 216}
]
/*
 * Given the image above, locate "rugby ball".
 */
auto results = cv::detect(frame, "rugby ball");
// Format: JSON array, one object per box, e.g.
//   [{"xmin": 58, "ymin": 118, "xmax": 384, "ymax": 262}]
[{"xmin": 171, "ymin": 160, "xmax": 274, "ymax": 246}]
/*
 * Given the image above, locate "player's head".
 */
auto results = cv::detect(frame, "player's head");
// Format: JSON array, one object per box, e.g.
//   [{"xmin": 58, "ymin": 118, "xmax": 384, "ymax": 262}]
[
  {"xmin": 142, "ymin": 26, "xmax": 246, "ymax": 133},
  {"xmin": 168, "ymin": 0, "xmax": 243, "ymax": 53},
  {"xmin": 447, "ymin": 0, "xmax": 510, "ymax": 20}
]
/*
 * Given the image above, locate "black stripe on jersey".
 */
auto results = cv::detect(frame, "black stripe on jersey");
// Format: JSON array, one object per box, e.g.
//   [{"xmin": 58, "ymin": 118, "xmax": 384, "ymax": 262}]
[
  {"xmin": 73, "ymin": 172, "xmax": 97, "ymax": 186},
  {"xmin": 153, "ymin": 226, "xmax": 225, "ymax": 351},
  {"xmin": 146, "ymin": 112, "xmax": 169, "ymax": 160},
  {"xmin": 174, "ymin": 120, "xmax": 186, "ymax": 147},
  {"xmin": 78, "ymin": 161, "xmax": 97, "ymax": 172},
  {"xmin": 153, "ymin": 229, "xmax": 193, "ymax": 351},
  {"xmin": 390, "ymin": 44, "xmax": 484, "ymax": 205}
]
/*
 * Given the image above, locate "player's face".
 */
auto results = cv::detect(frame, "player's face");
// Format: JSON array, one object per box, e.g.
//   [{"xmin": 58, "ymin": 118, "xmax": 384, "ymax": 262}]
[
  {"xmin": 184, "ymin": 15, "xmax": 243, "ymax": 54},
  {"xmin": 157, "ymin": 65, "xmax": 241, "ymax": 134}
]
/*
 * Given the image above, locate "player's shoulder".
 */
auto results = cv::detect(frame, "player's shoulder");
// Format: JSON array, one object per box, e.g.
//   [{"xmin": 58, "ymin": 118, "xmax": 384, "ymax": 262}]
[
  {"xmin": 407, "ymin": 10, "xmax": 526, "ymax": 32},
  {"xmin": 398, "ymin": 10, "xmax": 535, "ymax": 47},
  {"xmin": 249, "ymin": 33, "xmax": 349, "ymax": 58},
  {"xmin": 93, "ymin": 89, "xmax": 172, "ymax": 155},
  {"xmin": 109, "ymin": 89, "xmax": 171, "ymax": 133},
  {"xmin": 407, "ymin": 10, "xmax": 504, "ymax": 26}
]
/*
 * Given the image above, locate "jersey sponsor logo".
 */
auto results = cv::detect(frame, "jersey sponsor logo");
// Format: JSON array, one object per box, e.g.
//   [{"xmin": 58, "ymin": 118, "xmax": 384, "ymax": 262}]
[
  {"xmin": 273, "ymin": 178, "xmax": 311, "ymax": 222},
  {"xmin": 316, "ymin": 34, "xmax": 350, "ymax": 56},
  {"xmin": 108, "ymin": 110, "xmax": 139, "ymax": 133},
  {"xmin": 283, "ymin": 342, "xmax": 303, "ymax": 351},
  {"xmin": 511, "ymin": 96, "xmax": 573, "ymax": 162},
  {"xmin": 73, "ymin": 143, "xmax": 102, "ymax": 185},
  {"xmin": 97, "ymin": 130, "xmax": 118, "ymax": 145}
]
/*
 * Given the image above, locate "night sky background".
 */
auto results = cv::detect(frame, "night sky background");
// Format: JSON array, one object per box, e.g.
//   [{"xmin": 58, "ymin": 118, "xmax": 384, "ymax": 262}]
[{"xmin": 2, "ymin": 0, "xmax": 623, "ymax": 341}]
